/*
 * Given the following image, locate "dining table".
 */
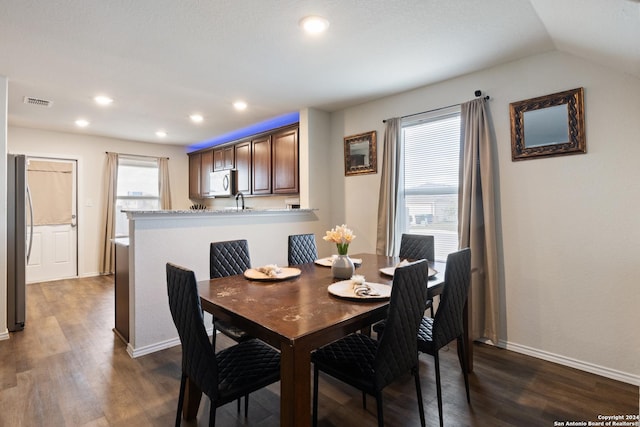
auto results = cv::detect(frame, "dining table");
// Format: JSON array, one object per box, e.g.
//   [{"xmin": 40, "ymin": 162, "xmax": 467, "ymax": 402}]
[{"xmin": 190, "ymin": 252, "xmax": 465, "ymax": 427}]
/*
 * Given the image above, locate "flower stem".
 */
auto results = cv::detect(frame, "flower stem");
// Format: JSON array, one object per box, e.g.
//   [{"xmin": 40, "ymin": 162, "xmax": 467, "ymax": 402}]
[{"xmin": 336, "ymin": 243, "xmax": 349, "ymax": 256}]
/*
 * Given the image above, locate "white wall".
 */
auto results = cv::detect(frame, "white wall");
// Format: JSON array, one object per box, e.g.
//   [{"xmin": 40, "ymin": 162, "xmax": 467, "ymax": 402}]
[
  {"xmin": 128, "ymin": 210, "xmax": 320, "ymax": 356},
  {"xmin": 299, "ymin": 108, "xmax": 334, "ymax": 256},
  {"xmin": 7, "ymin": 127, "xmax": 190, "ymax": 277},
  {"xmin": 330, "ymin": 50, "xmax": 640, "ymax": 385}
]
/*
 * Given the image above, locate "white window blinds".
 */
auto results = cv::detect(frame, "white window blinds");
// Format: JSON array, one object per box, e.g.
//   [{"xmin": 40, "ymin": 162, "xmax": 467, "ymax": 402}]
[{"xmin": 401, "ymin": 107, "xmax": 460, "ymax": 261}]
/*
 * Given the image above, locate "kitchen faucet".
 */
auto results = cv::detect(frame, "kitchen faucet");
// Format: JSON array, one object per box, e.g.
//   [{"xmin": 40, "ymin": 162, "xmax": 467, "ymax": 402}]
[{"xmin": 235, "ymin": 192, "xmax": 245, "ymax": 210}]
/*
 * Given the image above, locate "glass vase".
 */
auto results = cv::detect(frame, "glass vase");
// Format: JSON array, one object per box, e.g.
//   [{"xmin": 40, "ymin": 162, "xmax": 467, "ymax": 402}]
[{"xmin": 331, "ymin": 254, "xmax": 355, "ymax": 279}]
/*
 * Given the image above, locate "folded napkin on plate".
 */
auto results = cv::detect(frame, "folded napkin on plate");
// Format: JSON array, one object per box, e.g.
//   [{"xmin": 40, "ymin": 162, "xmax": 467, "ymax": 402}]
[
  {"xmin": 351, "ymin": 275, "xmax": 379, "ymax": 296},
  {"xmin": 353, "ymin": 283, "xmax": 373, "ymax": 296},
  {"xmin": 256, "ymin": 264, "xmax": 282, "ymax": 277}
]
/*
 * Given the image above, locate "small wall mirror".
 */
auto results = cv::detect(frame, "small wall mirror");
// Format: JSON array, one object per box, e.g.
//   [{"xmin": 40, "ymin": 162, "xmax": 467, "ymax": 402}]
[
  {"xmin": 344, "ymin": 131, "xmax": 377, "ymax": 176},
  {"xmin": 510, "ymin": 87, "xmax": 585, "ymax": 160}
]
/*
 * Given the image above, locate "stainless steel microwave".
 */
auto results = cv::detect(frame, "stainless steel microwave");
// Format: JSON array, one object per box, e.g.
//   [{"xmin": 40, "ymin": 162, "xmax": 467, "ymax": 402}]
[{"xmin": 209, "ymin": 169, "xmax": 236, "ymax": 197}]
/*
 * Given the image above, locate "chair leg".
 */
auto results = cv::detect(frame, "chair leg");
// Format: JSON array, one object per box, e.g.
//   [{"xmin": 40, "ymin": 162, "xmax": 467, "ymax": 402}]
[
  {"xmin": 312, "ymin": 366, "xmax": 320, "ymax": 427},
  {"xmin": 211, "ymin": 325, "xmax": 217, "ymax": 350},
  {"xmin": 175, "ymin": 373, "xmax": 187, "ymax": 427},
  {"xmin": 457, "ymin": 336, "xmax": 471, "ymax": 404},
  {"xmin": 209, "ymin": 402, "xmax": 216, "ymax": 427},
  {"xmin": 236, "ymin": 397, "xmax": 240, "ymax": 413},
  {"xmin": 434, "ymin": 352, "xmax": 444, "ymax": 427},
  {"xmin": 362, "ymin": 391, "xmax": 367, "ymax": 409},
  {"xmin": 244, "ymin": 394, "xmax": 249, "ymax": 416},
  {"xmin": 375, "ymin": 391, "xmax": 384, "ymax": 427},
  {"xmin": 413, "ymin": 367, "xmax": 426, "ymax": 427}
]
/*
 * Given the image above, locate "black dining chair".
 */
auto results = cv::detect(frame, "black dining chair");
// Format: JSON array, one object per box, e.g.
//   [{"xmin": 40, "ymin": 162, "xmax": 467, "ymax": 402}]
[
  {"xmin": 311, "ymin": 260, "xmax": 430, "ymax": 427},
  {"xmin": 417, "ymin": 247, "xmax": 471, "ymax": 427},
  {"xmin": 209, "ymin": 239, "xmax": 254, "ymax": 414},
  {"xmin": 287, "ymin": 233, "xmax": 318, "ymax": 265},
  {"xmin": 209, "ymin": 239, "xmax": 253, "ymax": 348},
  {"xmin": 166, "ymin": 263, "xmax": 280, "ymax": 427},
  {"xmin": 400, "ymin": 233, "xmax": 435, "ymax": 315},
  {"xmin": 399, "ymin": 233, "xmax": 435, "ymax": 262},
  {"xmin": 372, "ymin": 233, "xmax": 436, "ymax": 338}
]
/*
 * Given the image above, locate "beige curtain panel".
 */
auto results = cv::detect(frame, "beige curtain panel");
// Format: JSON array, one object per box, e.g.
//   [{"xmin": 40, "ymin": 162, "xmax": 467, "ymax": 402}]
[
  {"xmin": 376, "ymin": 118, "xmax": 402, "ymax": 256},
  {"xmin": 459, "ymin": 98, "xmax": 500, "ymax": 346},
  {"xmin": 100, "ymin": 152, "xmax": 118, "ymax": 274},
  {"xmin": 27, "ymin": 160, "xmax": 73, "ymax": 226},
  {"xmin": 159, "ymin": 157, "xmax": 172, "ymax": 210}
]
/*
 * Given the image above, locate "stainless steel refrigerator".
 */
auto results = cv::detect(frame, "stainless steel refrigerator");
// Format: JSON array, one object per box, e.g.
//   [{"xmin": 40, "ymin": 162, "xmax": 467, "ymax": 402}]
[{"xmin": 7, "ymin": 154, "xmax": 33, "ymax": 331}]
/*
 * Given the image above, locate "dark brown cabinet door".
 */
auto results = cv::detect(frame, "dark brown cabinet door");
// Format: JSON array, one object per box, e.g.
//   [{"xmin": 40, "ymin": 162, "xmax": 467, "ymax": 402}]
[
  {"xmin": 223, "ymin": 146, "xmax": 235, "ymax": 169},
  {"xmin": 235, "ymin": 142, "xmax": 251, "ymax": 194},
  {"xmin": 214, "ymin": 146, "xmax": 235, "ymax": 171},
  {"xmin": 188, "ymin": 153, "xmax": 201, "ymax": 199},
  {"xmin": 272, "ymin": 127, "xmax": 299, "ymax": 194},
  {"xmin": 213, "ymin": 149, "xmax": 224, "ymax": 171},
  {"xmin": 252, "ymin": 136, "xmax": 272, "ymax": 195},
  {"xmin": 200, "ymin": 149, "xmax": 214, "ymax": 196}
]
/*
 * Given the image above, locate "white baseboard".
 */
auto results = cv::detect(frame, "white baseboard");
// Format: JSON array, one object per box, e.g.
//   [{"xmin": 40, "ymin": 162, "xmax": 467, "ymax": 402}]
[
  {"xmin": 127, "ymin": 337, "xmax": 181, "ymax": 358},
  {"xmin": 0, "ymin": 329, "xmax": 9, "ymax": 340},
  {"xmin": 126, "ymin": 326, "xmax": 215, "ymax": 358},
  {"xmin": 497, "ymin": 339, "xmax": 640, "ymax": 387}
]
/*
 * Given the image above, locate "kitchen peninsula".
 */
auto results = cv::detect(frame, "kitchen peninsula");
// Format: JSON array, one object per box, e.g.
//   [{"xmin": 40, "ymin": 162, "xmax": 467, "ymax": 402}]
[{"xmin": 122, "ymin": 207, "xmax": 320, "ymax": 358}]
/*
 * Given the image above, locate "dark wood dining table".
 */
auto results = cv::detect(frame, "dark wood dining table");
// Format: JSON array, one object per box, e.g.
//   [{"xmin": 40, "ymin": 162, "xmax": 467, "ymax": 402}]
[{"xmin": 192, "ymin": 253, "xmax": 460, "ymax": 427}]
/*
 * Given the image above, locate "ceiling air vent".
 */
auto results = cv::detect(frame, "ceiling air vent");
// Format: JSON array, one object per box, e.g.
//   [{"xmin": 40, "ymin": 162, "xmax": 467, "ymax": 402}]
[{"xmin": 23, "ymin": 96, "xmax": 53, "ymax": 107}]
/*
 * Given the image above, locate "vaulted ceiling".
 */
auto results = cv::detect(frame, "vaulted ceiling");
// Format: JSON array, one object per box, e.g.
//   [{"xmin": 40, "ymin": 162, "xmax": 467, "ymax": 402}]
[{"xmin": 1, "ymin": 0, "xmax": 638, "ymax": 147}]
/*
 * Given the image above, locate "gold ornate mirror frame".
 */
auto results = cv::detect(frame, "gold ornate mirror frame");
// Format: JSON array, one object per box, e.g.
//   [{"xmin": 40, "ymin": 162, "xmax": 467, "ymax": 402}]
[
  {"xmin": 510, "ymin": 87, "xmax": 586, "ymax": 161},
  {"xmin": 344, "ymin": 130, "xmax": 377, "ymax": 176}
]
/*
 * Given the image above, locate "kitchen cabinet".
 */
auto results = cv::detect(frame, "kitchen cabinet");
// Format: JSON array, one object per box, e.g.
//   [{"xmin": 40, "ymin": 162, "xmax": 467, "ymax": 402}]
[
  {"xmin": 213, "ymin": 149, "xmax": 224, "ymax": 171},
  {"xmin": 188, "ymin": 152, "xmax": 201, "ymax": 198},
  {"xmin": 213, "ymin": 146, "xmax": 235, "ymax": 171},
  {"xmin": 223, "ymin": 146, "xmax": 234, "ymax": 169},
  {"xmin": 188, "ymin": 124, "xmax": 299, "ymax": 198},
  {"xmin": 272, "ymin": 126, "xmax": 299, "ymax": 194},
  {"xmin": 114, "ymin": 239, "xmax": 129, "ymax": 343},
  {"xmin": 235, "ymin": 141, "xmax": 251, "ymax": 194},
  {"xmin": 251, "ymin": 135, "xmax": 271, "ymax": 195},
  {"xmin": 200, "ymin": 149, "xmax": 214, "ymax": 196}
]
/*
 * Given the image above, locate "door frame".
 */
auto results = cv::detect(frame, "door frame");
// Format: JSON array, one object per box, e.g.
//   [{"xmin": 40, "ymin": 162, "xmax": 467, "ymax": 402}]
[{"xmin": 22, "ymin": 152, "xmax": 83, "ymax": 281}]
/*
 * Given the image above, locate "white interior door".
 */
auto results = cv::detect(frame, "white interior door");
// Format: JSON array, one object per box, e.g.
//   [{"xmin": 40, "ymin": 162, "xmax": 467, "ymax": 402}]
[{"xmin": 26, "ymin": 158, "xmax": 78, "ymax": 283}]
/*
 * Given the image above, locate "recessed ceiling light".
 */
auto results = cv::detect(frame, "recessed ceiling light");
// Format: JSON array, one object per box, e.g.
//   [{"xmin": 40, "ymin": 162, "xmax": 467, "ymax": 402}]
[
  {"xmin": 156, "ymin": 130, "xmax": 167, "ymax": 138},
  {"xmin": 299, "ymin": 16, "xmax": 330, "ymax": 34},
  {"xmin": 233, "ymin": 100, "xmax": 248, "ymax": 111},
  {"xmin": 190, "ymin": 113, "xmax": 204, "ymax": 123},
  {"xmin": 75, "ymin": 119, "xmax": 89, "ymax": 127},
  {"xmin": 94, "ymin": 95, "xmax": 113, "ymax": 106}
]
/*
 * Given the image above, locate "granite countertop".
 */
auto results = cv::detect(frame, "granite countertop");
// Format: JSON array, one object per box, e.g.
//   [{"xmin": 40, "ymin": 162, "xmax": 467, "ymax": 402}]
[{"xmin": 123, "ymin": 207, "xmax": 316, "ymax": 219}]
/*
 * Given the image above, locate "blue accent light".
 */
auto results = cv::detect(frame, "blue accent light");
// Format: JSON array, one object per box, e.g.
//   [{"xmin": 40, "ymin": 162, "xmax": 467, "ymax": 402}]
[{"xmin": 188, "ymin": 111, "xmax": 300, "ymax": 152}]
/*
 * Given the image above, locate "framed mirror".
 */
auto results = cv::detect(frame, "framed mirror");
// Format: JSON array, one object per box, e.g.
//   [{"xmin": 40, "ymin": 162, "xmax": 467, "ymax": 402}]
[
  {"xmin": 510, "ymin": 87, "xmax": 585, "ymax": 161},
  {"xmin": 344, "ymin": 130, "xmax": 377, "ymax": 176}
]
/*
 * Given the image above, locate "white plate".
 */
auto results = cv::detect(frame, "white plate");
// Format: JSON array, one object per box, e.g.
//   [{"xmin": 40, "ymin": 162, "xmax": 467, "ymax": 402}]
[
  {"xmin": 379, "ymin": 266, "xmax": 437, "ymax": 278},
  {"xmin": 243, "ymin": 267, "xmax": 301, "ymax": 281},
  {"xmin": 314, "ymin": 257, "xmax": 363, "ymax": 267},
  {"xmin": 327, "ymin": 280, "xmax": 391, "ymax": 300}
]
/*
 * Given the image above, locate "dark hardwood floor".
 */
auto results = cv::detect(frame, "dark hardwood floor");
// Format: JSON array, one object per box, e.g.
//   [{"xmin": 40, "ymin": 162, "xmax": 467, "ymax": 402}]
[{"xmin": 0, "ymin": 276, "xmax": 637, "ymax": 426}]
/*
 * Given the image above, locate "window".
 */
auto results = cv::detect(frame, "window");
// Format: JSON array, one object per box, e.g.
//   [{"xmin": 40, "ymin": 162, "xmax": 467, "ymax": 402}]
[
  {"xmin": 400, "ymin": 107, "xmax": 460, "ymax": 261},
  {"xmin": 115, "ymin": 156, "xmax": 160, "ymax": 236}
]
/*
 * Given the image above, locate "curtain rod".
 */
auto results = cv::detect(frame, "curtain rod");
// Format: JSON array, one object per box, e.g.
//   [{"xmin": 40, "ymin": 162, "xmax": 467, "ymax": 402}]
[
  {"xmin": 105, "ymin": 151, "xmax": 169, "ymax": 160},
  {"xmin": 382, "ymin": 90, "xmax": 490, "ymax": 123}
]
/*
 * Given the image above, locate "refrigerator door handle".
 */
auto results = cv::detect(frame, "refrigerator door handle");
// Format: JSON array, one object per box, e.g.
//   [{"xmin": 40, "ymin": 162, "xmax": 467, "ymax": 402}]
[{"xmin": 26, "ymin": 184, "xmax": 34, "ymax": 263}]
